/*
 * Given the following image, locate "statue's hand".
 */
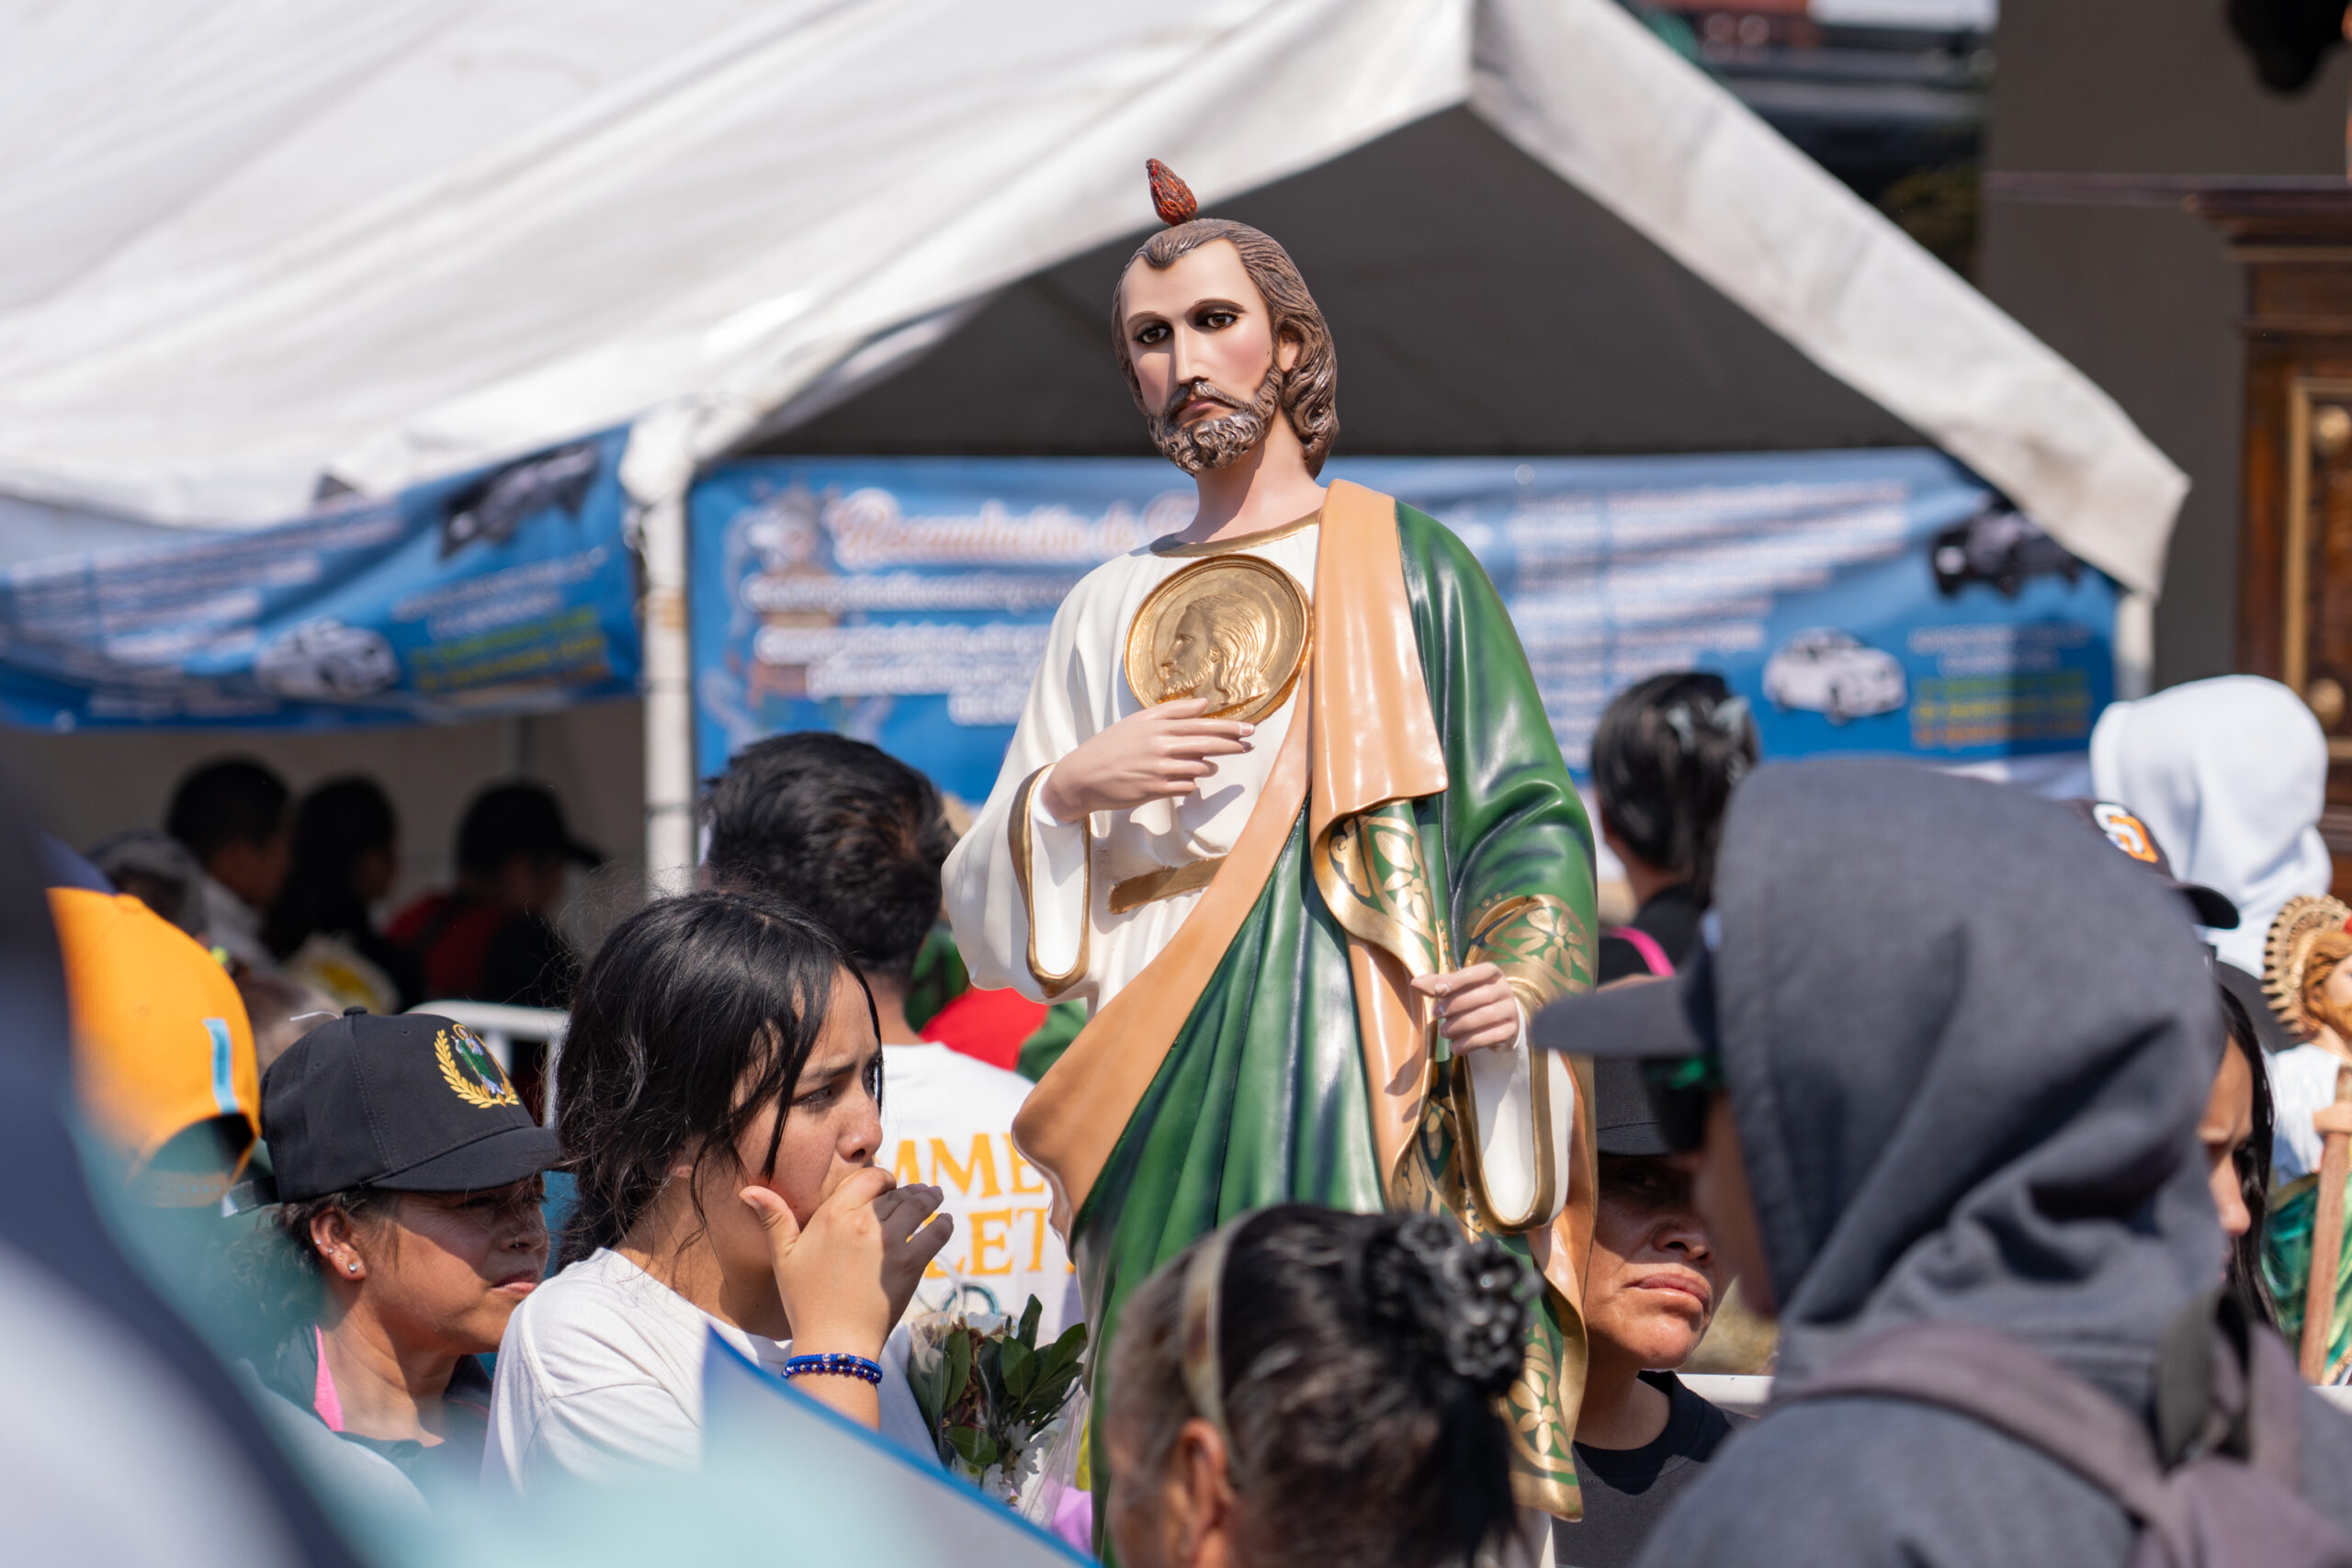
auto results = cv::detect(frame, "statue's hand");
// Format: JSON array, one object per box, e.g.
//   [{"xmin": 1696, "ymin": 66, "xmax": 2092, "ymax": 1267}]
[
  {"xmin": 1411, "ymin": 962, "xmax": 1521, "ymax": 1053},
  {"xmin": 1038, "ymin": 698, "xmax": 1254, "ymax": 821}
]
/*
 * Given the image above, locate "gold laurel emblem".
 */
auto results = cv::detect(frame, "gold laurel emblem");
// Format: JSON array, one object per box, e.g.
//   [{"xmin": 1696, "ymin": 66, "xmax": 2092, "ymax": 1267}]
[
  {"xmin": 1124, "ymin": 555, "xmax": 1310, "ymax": 724},
  {"xmin": 435, "ymin": 1028, "xmax": 520, "ymax": 1110}
]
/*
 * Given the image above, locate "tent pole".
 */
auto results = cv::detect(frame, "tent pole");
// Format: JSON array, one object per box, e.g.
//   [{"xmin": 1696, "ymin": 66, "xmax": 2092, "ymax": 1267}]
[
  {"xmin": 640, "ymin": 491, "xmax": 696, "ymax": 891},
  {"xmin": 2113, "ymin": 589, "xmax": 2152, "ymax": 701}
]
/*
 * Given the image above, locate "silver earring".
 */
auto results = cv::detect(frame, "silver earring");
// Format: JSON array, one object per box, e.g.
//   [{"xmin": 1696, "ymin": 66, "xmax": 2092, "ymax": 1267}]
[{"xmin": 345, "ymin": 1262, "xmax": 358, "ymax": 1273}]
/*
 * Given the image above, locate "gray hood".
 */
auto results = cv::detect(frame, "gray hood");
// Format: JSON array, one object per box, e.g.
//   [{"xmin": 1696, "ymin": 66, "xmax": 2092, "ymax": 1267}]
[{"xmin": 1713, "ymin": 761, "xmax": 2225, "ymax": 1410}]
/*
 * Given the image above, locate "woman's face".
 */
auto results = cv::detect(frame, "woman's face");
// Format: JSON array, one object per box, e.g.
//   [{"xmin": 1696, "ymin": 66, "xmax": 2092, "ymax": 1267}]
[
  {"xmin": 329, "ymin": 1178, "xmax": 547, "ymax": 1357},
  {"xmin": 1584, "ymin": 1156, "xmax": 1720, "ymax": 1373},
  {"xmin": 698, "ymin": 969, "xmax": 884, "ymax": 1314},
  {"xmin": 2199, "ymin": 1038, "xmax": 2256, "ymax": 1242}
]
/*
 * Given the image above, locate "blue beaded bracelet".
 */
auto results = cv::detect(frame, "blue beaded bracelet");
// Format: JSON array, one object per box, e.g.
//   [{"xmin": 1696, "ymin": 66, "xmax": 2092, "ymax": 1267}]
[{"xmin": 780, "ymin": 1352, "xmax": 883, "ymax": 1386}]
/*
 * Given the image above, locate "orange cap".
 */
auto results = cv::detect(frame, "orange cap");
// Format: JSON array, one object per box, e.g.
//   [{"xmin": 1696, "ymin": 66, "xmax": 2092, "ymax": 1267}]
[{"xmin": 49, "ymin": 888, "xmax": 260, "ymax": 1204}]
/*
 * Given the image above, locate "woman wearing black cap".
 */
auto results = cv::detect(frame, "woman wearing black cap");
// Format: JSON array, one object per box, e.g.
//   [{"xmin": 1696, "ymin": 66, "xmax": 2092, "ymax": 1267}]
[
  {"xmin": 240, "ymin": 1010, "xmax": 563, "ymax": 1511},
  {"xmin": 387, "ymin": 782, "xmax": 601, "ymax": 1009},
  {"xmin": 1561, "ymin": 1052, "xmax": 1742, "ymax": 1566}
]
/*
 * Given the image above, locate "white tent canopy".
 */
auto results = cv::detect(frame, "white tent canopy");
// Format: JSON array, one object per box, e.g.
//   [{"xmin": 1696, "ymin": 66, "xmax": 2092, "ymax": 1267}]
[{"xmin": 0, "ymin": 0, "xmax": 2187, "ymax": 873}]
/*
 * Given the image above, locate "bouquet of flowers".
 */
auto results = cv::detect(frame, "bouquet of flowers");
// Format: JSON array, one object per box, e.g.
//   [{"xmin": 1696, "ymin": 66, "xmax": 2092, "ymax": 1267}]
[{"xmin": 905, "ymin": 1294, "xmax": 1088, "ymax": 1509}]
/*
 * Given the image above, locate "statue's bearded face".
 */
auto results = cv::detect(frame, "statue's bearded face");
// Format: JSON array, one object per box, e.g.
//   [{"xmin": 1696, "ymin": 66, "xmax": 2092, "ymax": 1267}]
[
  {"xmin": 1148, "ymin": 369, "xmax": 1282, "ymax": 474},
  {"xmin": 1118, "ymin": 240, "xmax": 1293, "ymax": 476}
]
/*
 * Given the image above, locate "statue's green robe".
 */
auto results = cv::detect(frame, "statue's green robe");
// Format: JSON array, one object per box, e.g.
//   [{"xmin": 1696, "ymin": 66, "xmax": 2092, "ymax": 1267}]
[
  {"xmin": 1011, "ymin": 480, "xmax": 1599, "ymax": 1523},
  {"xmin": 2265, "ymin": 1171, "xmax": 2352, "ymax": 1382}
]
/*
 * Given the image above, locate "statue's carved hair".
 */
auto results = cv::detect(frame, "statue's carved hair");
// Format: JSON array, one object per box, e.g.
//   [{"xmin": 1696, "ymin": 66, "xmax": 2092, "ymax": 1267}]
[{"xmin": 1111, "ymin": 164, "xmax": 1339, "ymax": 476}]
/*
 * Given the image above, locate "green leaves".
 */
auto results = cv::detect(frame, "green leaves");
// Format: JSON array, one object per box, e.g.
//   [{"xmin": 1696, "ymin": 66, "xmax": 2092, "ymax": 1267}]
[
  {"xmin": 1018, "ymin": 1293, "xmax": 1043, "ymax": 1348},
  {"xmin": 944, "ymin": 1324, "xmax": 975, "ymax": 1412},
  {"xmin": 946, "ymin": 1426, "xmax": 1001, "ymax": 1471},
  {"xmin": 905, "ymin": 1296, "xmax": 1091, "ymax": 1488},
  {"xmin": 1001, "ymin": 1338, "xmax": 1038, "ymax": 1403}
]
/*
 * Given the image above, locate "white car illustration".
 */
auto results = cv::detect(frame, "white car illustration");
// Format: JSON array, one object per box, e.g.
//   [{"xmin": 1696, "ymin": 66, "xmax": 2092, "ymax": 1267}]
[
  {"xmin": 1761, "ymin": 628, "xmax": 1905, "ymax": 724},
  {"xmin": 255, "ymin": 619, "xmax": 401, "ymax": 700}
]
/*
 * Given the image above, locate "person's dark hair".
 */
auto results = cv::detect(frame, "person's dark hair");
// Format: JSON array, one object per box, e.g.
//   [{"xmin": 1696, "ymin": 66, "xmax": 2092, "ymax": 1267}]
[
  {"xmin": 1589, "ymin": 671, "xmax": 1758, "ymax": 903},
  {"xmin": 555, "ymin": 891, "xmax": 873, "ymax": 1267},
  {"xmin": 2218, "ymin": 983, "xmax": 2277, "ymax": 1326},
  {"xmin": 222, "ymin": 1185, "xmax": 393, "ymax": 1348},
  {"xmin": 165, "ymin": 758, "xmax": 291, "ymax": 864},
  {"xmin": 1111, "ymin": 1206, "xmax": 1530, "ymax": 1568},
  {"xmin": 1112, "ymin": 220, "xmax": 1339, "ymax": 476},
  {"xmin": 703, "ymin": 734, "xmax": 956, "ymax": 988},
  {"xmin": 263, "ymin": 777, "xmax": 396, "ymax": 959}
]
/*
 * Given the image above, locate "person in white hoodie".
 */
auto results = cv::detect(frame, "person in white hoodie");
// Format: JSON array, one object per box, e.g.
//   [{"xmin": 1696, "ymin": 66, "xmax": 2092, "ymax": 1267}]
[{"xmin": 2089, "ymin": 674, "xmax": 2335, "ymax": 1179}]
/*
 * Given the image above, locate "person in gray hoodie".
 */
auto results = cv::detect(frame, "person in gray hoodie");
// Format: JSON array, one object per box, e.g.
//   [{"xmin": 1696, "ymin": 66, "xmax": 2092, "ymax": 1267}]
[{"xmin": 1532, "ymin": 758, "xmax": 2352, "ymax": 1566}]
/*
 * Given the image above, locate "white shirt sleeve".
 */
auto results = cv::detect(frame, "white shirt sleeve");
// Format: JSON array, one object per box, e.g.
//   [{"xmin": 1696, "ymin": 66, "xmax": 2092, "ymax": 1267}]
[{"xmin": 944, "ymin": 579, "xmax": 1102, "ymax": 1001}]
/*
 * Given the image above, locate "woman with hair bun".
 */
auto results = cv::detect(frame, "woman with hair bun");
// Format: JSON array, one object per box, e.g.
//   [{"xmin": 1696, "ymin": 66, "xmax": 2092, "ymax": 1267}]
[
  {"xmin": 1589, "ymin": 672, "xmax": 1758, "ymax": 982},
  {"xmin": 1105, "ymin": 1205, "xmax": 1531, "ymax": 1568}
]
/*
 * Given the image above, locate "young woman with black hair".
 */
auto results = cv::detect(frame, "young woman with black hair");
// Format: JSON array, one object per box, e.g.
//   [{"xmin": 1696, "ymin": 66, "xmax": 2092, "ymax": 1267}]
[
  {"xmin": 1588, "ymin": 673, "xmax": 1758, "ymax": 982},
  {"xmin": 484, "ymin": 892, "xmax": 952, "ymax": 1493},
  {"xmin": 2208, "ymin": 984, "xmax": 2276, "ymax": 1325},
  {"xmin": 1106, "ymin": 1205, "xmax": 1530, "ymax": 1568}
]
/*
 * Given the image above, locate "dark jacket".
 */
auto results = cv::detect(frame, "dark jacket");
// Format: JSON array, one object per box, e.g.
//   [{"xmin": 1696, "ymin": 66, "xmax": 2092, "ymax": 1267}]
[
  {"xmin": 242, "ymin": 1326, "xmax": 493, "ymax": 1514},
  {"xmin": 1633, "ymin": 761, "xmax": 2352, "ymax": 1567},
  {"xmin": 1596, "ymin": 883, "xmax": 1701, "ymax": 982}
]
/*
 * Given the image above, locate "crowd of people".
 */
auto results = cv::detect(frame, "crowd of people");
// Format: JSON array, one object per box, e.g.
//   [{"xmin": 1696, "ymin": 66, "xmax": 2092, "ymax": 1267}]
[{"xmin": 30, "ymin": 664, "xmax": 2352, "ymax": 1567}]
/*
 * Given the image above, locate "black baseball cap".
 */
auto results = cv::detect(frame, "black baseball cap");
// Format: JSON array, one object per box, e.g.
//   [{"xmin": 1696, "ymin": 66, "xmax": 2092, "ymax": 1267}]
[
  {"xmin": 261, "ymin": 1011, "xmax": 562, "ymax": 1201},
  {"xmin": 2059, "ymin": 799, "xmax": 2239, "ymax": 931},
  {"xmin": 1593, "ymin": 1056, "xmax": 1670, "ymax": 1156},
  {"xmin": 457, "ymin": 783, "xmax": 603, "ymax": 879}
]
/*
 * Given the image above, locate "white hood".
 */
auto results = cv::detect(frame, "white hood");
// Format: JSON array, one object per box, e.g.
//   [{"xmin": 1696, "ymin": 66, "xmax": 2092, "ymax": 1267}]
[{"xmin": 2088, "ymin": 675, "xmax": 2333, "ymax": 975}]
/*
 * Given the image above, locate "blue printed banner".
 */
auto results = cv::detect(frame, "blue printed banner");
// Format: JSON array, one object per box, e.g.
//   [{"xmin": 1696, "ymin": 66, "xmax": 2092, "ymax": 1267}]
[
  {"xmin": 0, "ymin": 432, "xmax": 639, "ymax": 729},
  {"xmin": 689, "ymin": 452, "xmax": 2116, "ymax": 805}
]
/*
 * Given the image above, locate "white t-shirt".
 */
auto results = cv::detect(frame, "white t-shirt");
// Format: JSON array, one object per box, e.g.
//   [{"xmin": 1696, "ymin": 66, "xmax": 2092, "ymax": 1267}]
[
  {"xmin": 882, "ymin": 1043, "xmax": 1081, "ymax": 1337},
  {"xmin": 482, "ymin": 1247, "xmax": 935, "ymax": 1495}
]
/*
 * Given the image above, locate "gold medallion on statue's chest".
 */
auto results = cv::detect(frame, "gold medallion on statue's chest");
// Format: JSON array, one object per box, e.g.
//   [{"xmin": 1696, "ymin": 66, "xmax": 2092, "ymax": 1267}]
[{"xmin": 1124, "ymin": 555, "xmax": 1311, "ymax": 724}]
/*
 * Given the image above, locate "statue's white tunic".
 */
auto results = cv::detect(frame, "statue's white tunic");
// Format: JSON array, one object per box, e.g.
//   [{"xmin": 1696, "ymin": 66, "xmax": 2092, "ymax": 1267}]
[{"xmin": 944, "ymin": 523, "xmax": 1317, "ymax": 1010}]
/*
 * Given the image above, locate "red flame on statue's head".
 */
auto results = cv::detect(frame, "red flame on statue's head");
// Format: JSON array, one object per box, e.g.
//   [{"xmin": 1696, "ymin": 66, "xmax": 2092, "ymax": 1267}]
[{"xmin": 1146, "ymin": 159, "xmax": 1198, "ymax": 226}]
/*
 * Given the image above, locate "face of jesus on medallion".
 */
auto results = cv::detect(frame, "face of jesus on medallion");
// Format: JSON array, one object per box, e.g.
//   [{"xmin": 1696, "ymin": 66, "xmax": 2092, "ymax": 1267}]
[
  {"xmin": 1160, "ymin": 602, "xmax": 1219, "ymax": 701},
  {"xmin": 1120, "ymin": 240, "xmax": 1301, "ymax": 474}
]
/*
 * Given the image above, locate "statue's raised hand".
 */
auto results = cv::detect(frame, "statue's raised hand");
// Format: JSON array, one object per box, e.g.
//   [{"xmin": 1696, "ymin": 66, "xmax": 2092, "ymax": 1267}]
[
  {"xmin": 1038, "ymin": 698, "xmax": 1254, "ymax": 822},
  {"xmin": 1410, "ymin": 963, "xmax": 1522, "ymax": 1053}
]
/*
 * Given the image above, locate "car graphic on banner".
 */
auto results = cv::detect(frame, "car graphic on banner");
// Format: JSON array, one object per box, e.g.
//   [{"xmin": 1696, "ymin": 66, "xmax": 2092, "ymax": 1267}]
[{"xmin": 1763, "ymin": 629, "xmax": 1907, "ymax": 723}]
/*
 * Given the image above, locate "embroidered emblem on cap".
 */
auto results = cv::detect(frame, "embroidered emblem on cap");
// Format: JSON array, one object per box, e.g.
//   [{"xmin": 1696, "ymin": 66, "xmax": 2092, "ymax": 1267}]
[
  {"xmin": 2090, "ymin": 803, "xmax": 2160, "ymax": 864},
  {"xmin": 435, "ymin": 1026, "xmax": 519, "ymax": 1110}
]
